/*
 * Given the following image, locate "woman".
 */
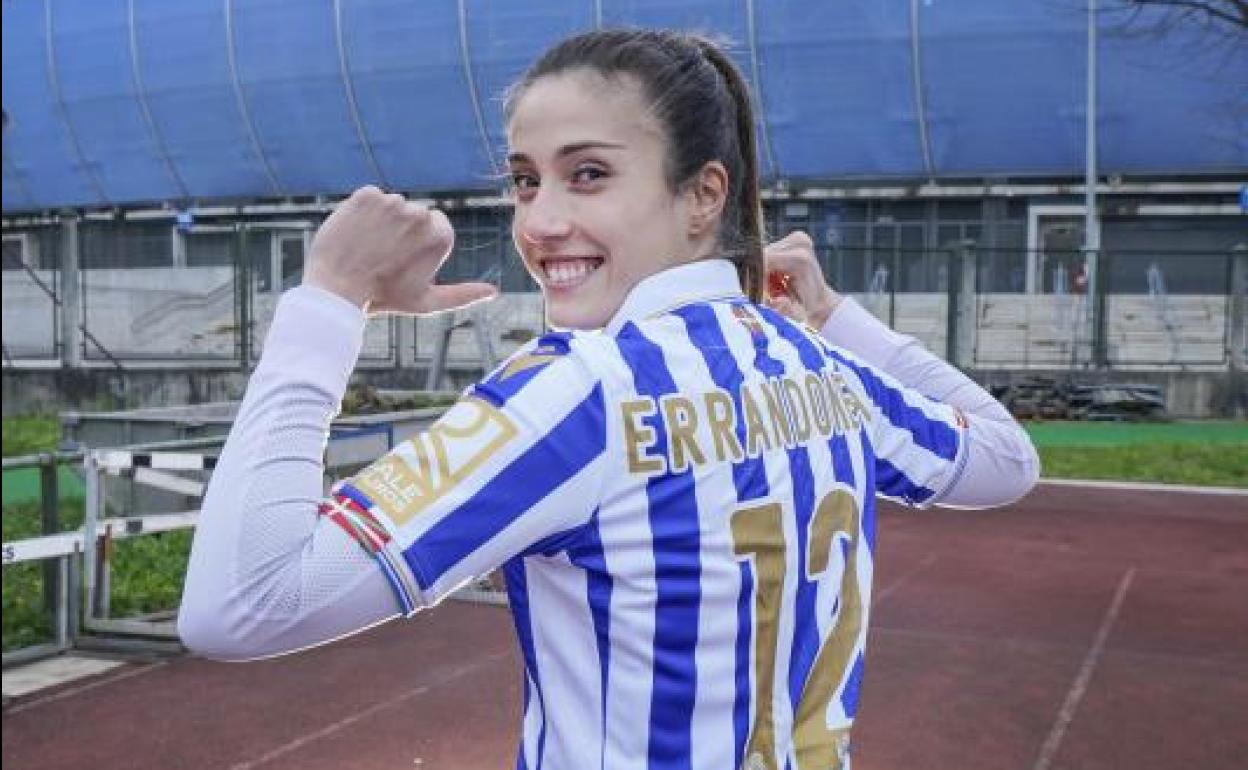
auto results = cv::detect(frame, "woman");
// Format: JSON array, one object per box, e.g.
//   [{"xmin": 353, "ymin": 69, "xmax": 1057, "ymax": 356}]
[{"xmin": 179, "ymin": 29, "xmax": 1038, "ymax": 770}]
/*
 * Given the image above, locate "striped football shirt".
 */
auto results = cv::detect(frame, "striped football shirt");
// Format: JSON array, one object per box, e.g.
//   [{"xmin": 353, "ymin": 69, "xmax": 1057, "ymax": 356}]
[{"xmin": 324, "ymin": 259, "xmax": 968, "ymax": 770}]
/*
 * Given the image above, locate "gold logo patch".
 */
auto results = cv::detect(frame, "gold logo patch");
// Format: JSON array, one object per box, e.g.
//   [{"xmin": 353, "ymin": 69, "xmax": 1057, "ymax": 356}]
[
  {"xmin": 499, "ymin": 351, "xmax": 561, "ymax": 381},
  {"xmin": 353, "ymin": 396, "xmax": 518, "ymax": 528}
]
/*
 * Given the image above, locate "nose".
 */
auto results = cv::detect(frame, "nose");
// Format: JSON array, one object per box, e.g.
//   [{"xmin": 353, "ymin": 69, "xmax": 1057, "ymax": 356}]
[{"xmin": 516, "ymin": 187, "xmax": 572, "ymax": 245}]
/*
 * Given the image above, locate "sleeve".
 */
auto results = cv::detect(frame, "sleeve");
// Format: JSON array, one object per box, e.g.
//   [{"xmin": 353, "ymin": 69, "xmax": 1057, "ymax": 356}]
[
  {"xmin": 818, "ymin": 297, "xmax": 1039, "ymax": 509},
  {"xmin": 331, "ymin": 332, "xmax": 608, "ymax": 613},
  {"xmin": 178, "ymin": 287, "xmax": 607, "ymax": 661}
]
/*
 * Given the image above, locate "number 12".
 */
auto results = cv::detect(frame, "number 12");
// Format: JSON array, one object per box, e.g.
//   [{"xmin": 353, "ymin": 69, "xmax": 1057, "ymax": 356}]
[{"xmin": 732, "ymin": 489, "xmax": 862, "ymax": 770}]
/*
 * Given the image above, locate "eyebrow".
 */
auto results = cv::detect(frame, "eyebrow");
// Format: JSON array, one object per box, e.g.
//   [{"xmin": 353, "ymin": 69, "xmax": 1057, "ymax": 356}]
[{"xmin": 507, "ymin": 141, "xmax": 626, "ymax": 165}]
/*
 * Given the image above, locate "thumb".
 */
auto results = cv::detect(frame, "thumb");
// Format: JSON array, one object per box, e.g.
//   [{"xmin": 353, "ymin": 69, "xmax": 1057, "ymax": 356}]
[
  {"xmin": 370, "ymin": 281, "xmax": 498, "ymax": 316},
  {"xmin": 415, "ymin": 282, "xmax": 499, "ymax": 314}
]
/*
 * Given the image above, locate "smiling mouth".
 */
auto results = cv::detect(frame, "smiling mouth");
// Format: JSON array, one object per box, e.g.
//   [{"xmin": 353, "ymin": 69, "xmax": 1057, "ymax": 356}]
[{"xmin": 541, "ymin": 257, "xmax": 604, "ymax": 289}]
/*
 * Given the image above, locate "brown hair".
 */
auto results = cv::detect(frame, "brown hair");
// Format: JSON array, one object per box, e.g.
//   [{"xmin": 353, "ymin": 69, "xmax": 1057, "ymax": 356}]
[{"xmin": 506, "ymin": 29, "xmax": 766, "ymax": 301}]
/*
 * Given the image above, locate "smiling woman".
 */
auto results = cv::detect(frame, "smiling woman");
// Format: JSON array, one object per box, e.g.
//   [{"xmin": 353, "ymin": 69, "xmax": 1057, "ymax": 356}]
[
  {"xmin": 178, "ymin": 28, "xmax": 1039, "ymax": 770},
  {"xmin": 502, "ymin": 33, "xmax": 757, "ymax": 330}
]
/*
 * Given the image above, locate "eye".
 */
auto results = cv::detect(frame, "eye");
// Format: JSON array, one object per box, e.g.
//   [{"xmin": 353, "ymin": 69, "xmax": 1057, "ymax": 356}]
[
  {"xmin": 570, "ymin": 164, "xmax": 607, "ymax": 187},
  {"xmin": 509, "ymin": 172, "xmax": 538, "ymax": 199}
]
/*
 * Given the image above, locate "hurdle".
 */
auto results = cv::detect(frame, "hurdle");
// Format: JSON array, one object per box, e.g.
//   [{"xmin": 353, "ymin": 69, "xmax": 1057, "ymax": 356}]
[{"xmin": 77, "ymin": 449, "xmax": 215, "ymax": 649}]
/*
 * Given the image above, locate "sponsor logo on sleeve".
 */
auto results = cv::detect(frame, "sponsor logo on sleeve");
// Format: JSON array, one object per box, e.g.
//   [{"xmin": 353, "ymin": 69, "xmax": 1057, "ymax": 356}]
[{"xmin": 353, "ymin": 396, "xmax": 518, "ymax": 529}]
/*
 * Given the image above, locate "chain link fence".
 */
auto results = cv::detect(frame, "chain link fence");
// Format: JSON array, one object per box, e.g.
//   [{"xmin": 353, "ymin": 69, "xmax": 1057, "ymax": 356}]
[
  {"xmin": 3, "ymin": 219, "xmax": 1245, "ymax": 373},
  {"xmin": 818, "ymin": 244, "xmax": 1243, "ymax": 370}
]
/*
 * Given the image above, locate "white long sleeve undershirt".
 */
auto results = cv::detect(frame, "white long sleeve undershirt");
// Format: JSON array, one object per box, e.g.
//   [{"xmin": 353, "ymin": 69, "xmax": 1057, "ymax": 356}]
[
  {"xmin": 818, "ymin": 297, "xmax": 1040, "ymax": 508},
  {"xmin": 178, "ymin": 287, "xmax": 1038, "ymax": 660}
]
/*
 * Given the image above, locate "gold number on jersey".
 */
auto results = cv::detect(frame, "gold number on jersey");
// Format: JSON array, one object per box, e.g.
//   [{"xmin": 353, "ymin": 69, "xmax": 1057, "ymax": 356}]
[
  {"xmin": 793, "ymin": 490, "xmax": 860, "ymax": 770},
  {"xmin": 732, "ymin": 501, "xmax": 785, "ymax": 770},
  {"xmin": 731, "ymin": 489, "xmax": 862, "ymax": 770}
]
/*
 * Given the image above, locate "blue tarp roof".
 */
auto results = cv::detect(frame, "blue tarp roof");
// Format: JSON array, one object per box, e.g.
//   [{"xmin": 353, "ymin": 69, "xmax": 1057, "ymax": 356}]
[{"xmin": 3, "ymin": 0, "xmax": 1245, "ymax": 213}]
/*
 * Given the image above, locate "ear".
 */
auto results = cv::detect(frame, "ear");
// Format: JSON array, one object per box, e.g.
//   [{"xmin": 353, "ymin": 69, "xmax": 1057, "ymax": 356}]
[{"xmin": 685, "ymin": 160, "xmax": 729, "ymax": 237}]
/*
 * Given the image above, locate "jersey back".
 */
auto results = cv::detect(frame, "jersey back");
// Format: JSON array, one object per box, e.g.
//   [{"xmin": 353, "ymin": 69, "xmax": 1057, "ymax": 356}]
[{"xmin": 328, "ymin": 296, "xmax": 966, "ymax": 770}]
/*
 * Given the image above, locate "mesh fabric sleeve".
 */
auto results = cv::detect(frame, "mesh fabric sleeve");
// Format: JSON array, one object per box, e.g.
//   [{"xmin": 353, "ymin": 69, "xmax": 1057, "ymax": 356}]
[
  {"xmin": 178, "ymin": 285, "xmax": 401, "ymax": 660},
  {"xmin": 819, "ymin": 297, "xmax": 1039, "ymax": 508},
  {"xmin": 178, "ymin": 286, "xmax": 608, "ymax": 661}
]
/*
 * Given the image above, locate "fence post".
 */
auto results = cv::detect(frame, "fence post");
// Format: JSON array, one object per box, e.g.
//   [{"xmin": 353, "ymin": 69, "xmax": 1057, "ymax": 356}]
[
  {"xmin": 59, "ymin": 212, "xmax": 82, "ymax": 367},
  {"xmin": 235, "ymin": 224, "xmax": 252, "ymax": 370},
  {"xmin": 1229, "ymin": 244, "xmax": 1247, "ymax": 417},
  {"xmin": 1092, "ymin": 249, "xmax": 1109, "ymax": 368},
  {"xmin": 946, "ymin": 240, "xmax": 978, "ymax": 368},
  {"xmin": 39, "ymin": 453, "xmax": 60, "ymax": 620}
]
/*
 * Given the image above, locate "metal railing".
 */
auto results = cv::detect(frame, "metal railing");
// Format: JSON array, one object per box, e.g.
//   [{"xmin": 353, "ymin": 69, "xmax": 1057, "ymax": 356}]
[{"xmin": 3, "ymin": 240, "xmax": 1245, "ymax": 372}]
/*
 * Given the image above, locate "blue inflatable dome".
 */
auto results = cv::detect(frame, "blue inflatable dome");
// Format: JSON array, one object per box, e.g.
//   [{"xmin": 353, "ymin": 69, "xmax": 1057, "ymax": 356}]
[{"xmin": 3, "ymin": 0, "xmax": 1245, "ymax": 213}]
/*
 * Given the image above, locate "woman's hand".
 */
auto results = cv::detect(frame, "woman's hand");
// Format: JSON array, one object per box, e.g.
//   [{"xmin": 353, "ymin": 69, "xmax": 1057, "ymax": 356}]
[
  {"xmin": 764, "ymin": 230, "xmax": 842, "ymax": 330},
  {"xmin": 303, "ymin": 186, "xmax": 497, "ymax": 314}
]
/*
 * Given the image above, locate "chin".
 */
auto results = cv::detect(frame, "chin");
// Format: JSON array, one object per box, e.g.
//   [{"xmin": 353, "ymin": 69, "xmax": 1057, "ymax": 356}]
[{"xmin": 545, "ymin": 302, "xmax": 609, "ymax": 331}]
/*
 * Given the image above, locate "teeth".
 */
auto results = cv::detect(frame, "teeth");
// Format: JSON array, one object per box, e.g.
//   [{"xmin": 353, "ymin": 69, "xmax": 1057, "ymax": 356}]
[{"xmin": 544, "ymin": 259, "xmax": 598, "ymax": 288}]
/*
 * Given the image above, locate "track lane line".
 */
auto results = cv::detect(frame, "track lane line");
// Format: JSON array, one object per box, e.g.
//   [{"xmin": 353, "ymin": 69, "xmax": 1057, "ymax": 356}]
[
  {"xmin": 1032, "ymin": 566, "xmax": 1136, "ymax": 770},
  {"xmin": 228, "ymin": 650, "xmax": 510, "ymax": 770},
  {"xmin": 1039, "ymin": 478, "xmax": 1247, "ymax": 497},
  {"xmin": 4, "ymin": 660, "xmax": 167, "ymax": 715},
  {"xmin": 873, "ymin": 553, "xmax": 938, "ymax": 606}
]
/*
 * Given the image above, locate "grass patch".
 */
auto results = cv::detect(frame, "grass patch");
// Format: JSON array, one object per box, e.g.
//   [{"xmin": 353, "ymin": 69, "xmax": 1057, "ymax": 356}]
[
  {"xmin": 1026, "ymin": 420, "xmax": 1248, "ymax": 487},
  {"xmin": 2, "ymin": 415, "xmax": 60, "ymax": 458},
  {"xmin": 2, "ymin": 496, "xmax": 192, "ymax": 652},
  {"xmin": 1025, "ymin": 420, "xmax": 1246, "ymax": 448},
  {"xmin": 3, "ymin": 497, "xmax": 85, "ymax": 652}
]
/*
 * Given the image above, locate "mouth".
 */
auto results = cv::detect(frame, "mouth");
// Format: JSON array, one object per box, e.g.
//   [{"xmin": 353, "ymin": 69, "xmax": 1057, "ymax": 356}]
[{"xmin": 540, "ymin": 256, "xmax": 605, "ymax": 290}]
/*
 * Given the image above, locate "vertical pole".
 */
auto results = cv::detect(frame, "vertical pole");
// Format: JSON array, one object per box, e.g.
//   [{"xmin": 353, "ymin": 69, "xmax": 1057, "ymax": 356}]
[
  {"xmin": 1084, "ymin": 0, "xmax": 1102, "ymax": 368},
  {"xmin": 888, "ymin": 248, "xmax": 898, "ymax": 328},
  {"xmin": 82, "ymin": 451, "xmax": 99, "ymax": 628},
  {"xmin": 235, "ymin": 224, "xmax": 251, "ymax": 370},
  {"xmin": 40, "ymin": 453, "xmax": 60, "ymax": 620},
  {"xmin": 953, "ymin": 240, "xmax": 978, "ymax": 368},
  {"xmin": 1228, "ymin": 244, "xmax": 1247, "ymax": 417},
  {"xmin": 59, "ymin": 212, "xmax": 82, "ymax": 367},
  {"xmin": 426, "ymin": 312, "xmax": 454, "ymax": 391},
  {"xmin": 56, "ymin": 554, "xmax": 70, "ymax": 651}
]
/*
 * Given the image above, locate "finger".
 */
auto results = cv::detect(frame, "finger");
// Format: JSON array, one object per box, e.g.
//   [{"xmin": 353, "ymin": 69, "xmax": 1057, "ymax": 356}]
[
  {"xmin": 414, "ymin": 282, "xmax": 499, "ymax": 314},
  {"xmin": 767, "ymin": 295, "xmax": 806, "ymax": 323},
  {"xmin": 768, "ymin": 230, "xmax": 811, "ymax": 249},
  {"xmin": 767, "ymin": 270, "xmax": 795, "ymax": 298},
  {"xmin": 402, "ymin": 200, "xmax": 430, "ymax": 219},
  {"xmin": 345, "ymin": 185, "xmax": 383, "ymax": 209},
  {"xmin": 765, "ymin": 248, "xmax": 807, "ymax": 273}
]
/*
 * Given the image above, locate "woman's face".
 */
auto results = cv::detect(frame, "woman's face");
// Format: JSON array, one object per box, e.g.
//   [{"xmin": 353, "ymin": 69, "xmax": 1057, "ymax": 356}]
[{"xmin": 507, "ymin": 70, "xmax": 697, "ymax": 330}]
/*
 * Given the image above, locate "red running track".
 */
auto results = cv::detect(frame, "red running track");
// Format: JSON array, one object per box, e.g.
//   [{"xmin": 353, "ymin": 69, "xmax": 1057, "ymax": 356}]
[{"xmin": 4, "ymin": 483, "xmax": 1246, "ymax": 770}]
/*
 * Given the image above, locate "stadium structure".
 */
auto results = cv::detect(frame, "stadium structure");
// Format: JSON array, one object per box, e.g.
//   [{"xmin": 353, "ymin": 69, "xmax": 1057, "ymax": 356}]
[{"xmin": 2, "ymin": 1, "xmax": 1245, "ymax": 417}]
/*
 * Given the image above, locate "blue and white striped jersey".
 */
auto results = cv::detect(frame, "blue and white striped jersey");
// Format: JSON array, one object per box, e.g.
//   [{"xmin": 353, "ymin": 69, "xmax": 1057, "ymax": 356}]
[{"xmin": 326, "ymin": 260, "xmax": 968, "ymax": 770}]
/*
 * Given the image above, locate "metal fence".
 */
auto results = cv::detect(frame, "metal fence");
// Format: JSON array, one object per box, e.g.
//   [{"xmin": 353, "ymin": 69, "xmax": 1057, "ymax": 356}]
[
  {"xmin": 3, "ymin": 234, "xmax": 1245, "ymax": 372},
  {"xmin": 813, "ymin": 244, "xmax": 1245, "ymax": 370}
]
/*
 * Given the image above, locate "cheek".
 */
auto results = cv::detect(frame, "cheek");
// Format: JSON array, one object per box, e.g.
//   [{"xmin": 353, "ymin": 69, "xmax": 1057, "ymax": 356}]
[{"xmin": 510, "ymin": 217, "xmax": 533, "ymax": 258}]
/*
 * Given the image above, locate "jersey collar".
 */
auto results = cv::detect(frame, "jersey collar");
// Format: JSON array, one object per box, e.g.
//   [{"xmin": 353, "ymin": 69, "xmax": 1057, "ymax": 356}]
[{"xmin": 604, "ymin": 258, "xmax": 745, "ymax": 335}]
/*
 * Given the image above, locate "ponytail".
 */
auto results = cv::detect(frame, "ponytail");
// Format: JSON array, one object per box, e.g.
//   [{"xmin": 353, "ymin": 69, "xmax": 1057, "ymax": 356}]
[{"xmin": 695, "ymin": 40, "xmax": 766, "ymax": 302}]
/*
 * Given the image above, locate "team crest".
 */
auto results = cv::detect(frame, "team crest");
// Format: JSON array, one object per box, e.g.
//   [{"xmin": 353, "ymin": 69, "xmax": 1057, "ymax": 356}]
[{"xmin": 732, "ymin": 304, "xmax": 768, "ymax": 343}]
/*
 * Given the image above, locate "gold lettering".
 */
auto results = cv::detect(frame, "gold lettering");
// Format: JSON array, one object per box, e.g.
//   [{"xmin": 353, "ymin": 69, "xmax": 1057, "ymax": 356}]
[
  {"xmin": 662, "ymin": 395, "xmax": 706, "ymax": 473},
  {"xmin": 704, "ymin": 390, "xmax": 744, "ymax": 463},
  {"xmin": 805, "ymin": 372, "xmax": 832, "ymax": 438},
  {"xmin": 832, "ymin": 372, "xmax": 872, "ymax": 429},
  {"xmin": 822, "ymin": 372, "xmax": 851, "ymax": 434},
  {"xmin": 621, "ymin": 398, "xmax": 665, "ymax": 475},
  {"xmin": 761, "ymin": 379, "xmax": 793, "ymax": 449},
  {"xmin": 784, "ymin": 377, "xmax": 813, "ymax": 444},
  {"xmin": 741, "ymin": 384, "xmax": 772, "ymax": 456}
]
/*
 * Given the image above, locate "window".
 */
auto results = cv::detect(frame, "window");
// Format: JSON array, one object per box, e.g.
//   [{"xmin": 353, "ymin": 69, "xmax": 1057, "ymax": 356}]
[
  {"xmin": 185, "ymin": 232, "xmax": 235, "ymax": 267},
  {"xmin": 2, "ymin": 233, "xmax": 36, "ymax": 270}
]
